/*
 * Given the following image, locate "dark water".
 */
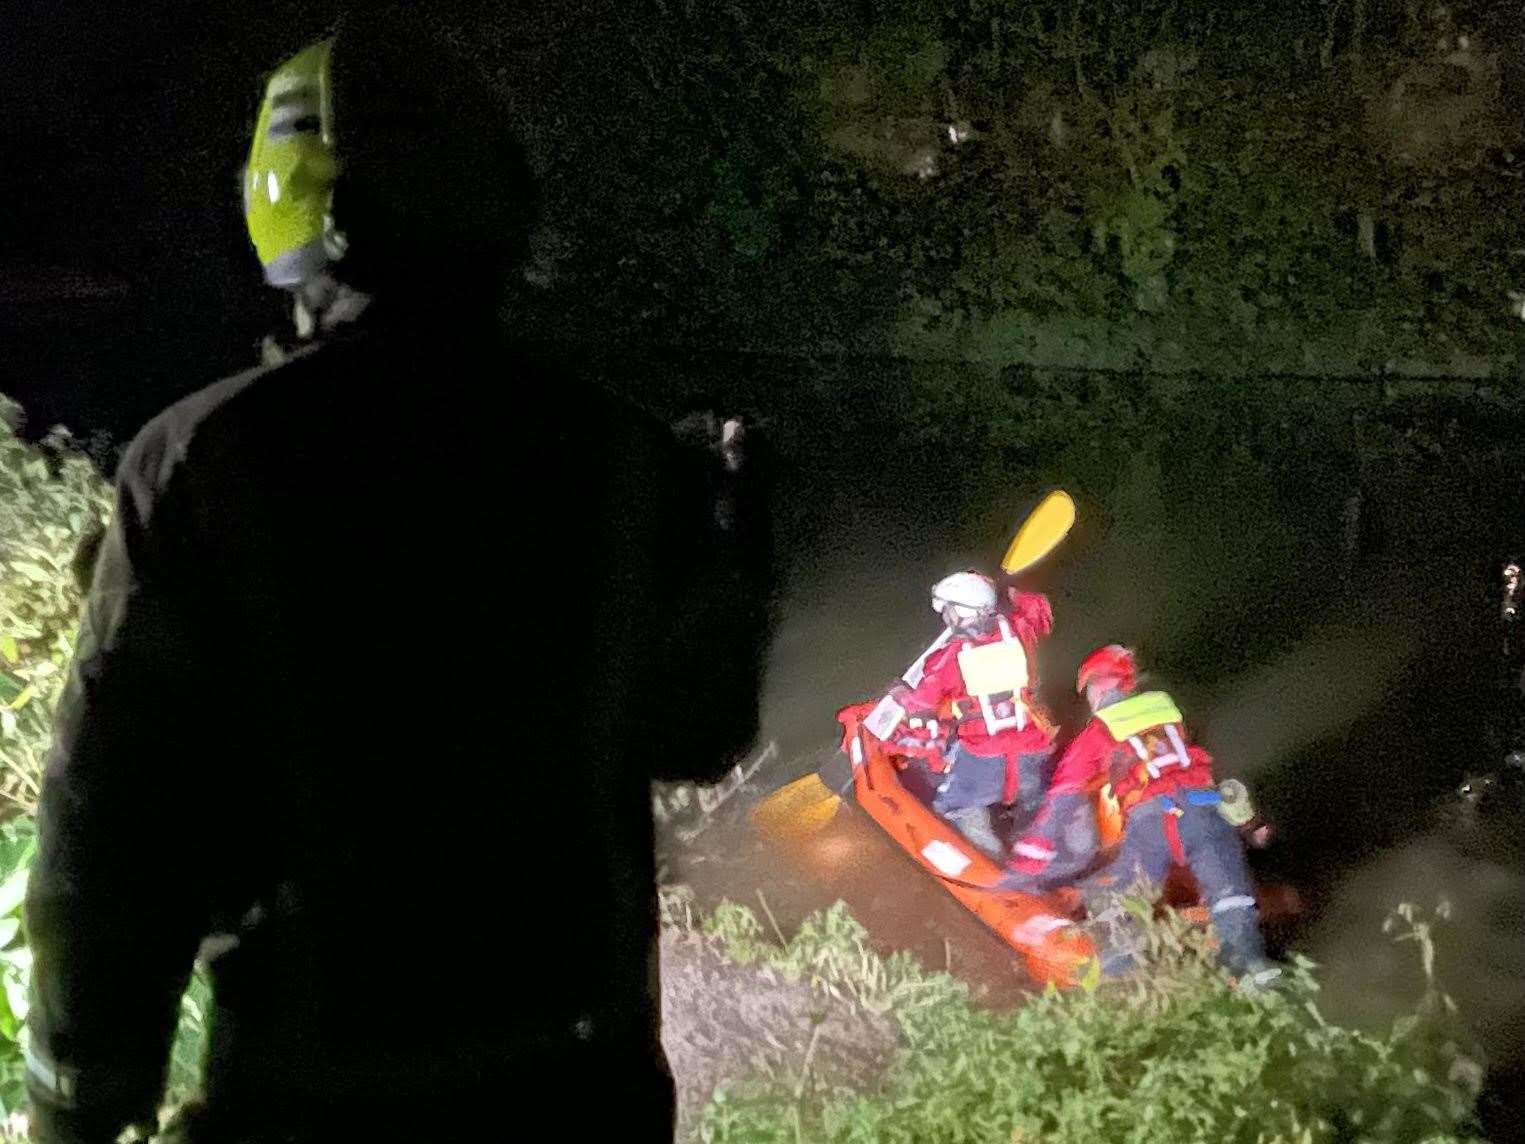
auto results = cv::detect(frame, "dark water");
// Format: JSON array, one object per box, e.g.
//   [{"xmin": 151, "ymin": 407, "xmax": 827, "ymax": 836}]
[
  {"xmin": 653, "ymin": 358, "xmax": 1524, "ymax": 1135},
  {"xmin": 8, "ymin": 322, "xmax": 1520, "ymax": 1128}
]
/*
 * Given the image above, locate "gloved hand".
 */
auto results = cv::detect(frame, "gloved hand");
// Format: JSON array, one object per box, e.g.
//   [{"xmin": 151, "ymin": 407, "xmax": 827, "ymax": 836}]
[
  {"xmin": 670, "ymin": 411, "xmax": 770, "ymax": 538},
  {"xmin": 718, "ymin": 417, "xmax": 745, "ymax": 473},
  {"xmin": 1004, "ymin": 587, "xmax": 1053, "ymax": 637},
  {"xmin": 671, "ymin": 411, "xmax": 754, "ymax": 473},
  {"xmin": 1241, "ymin": 818, "xmax": 1273, "ymax": 848}
]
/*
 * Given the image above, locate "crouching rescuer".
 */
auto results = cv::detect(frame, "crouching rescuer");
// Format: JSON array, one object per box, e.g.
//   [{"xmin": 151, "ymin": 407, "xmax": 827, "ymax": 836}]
[
  {"xmin": 1006, "ymin": 645, "xmax": 1279, "ymax": 986},
  {"xmin": 890, "ymin": 571, "xmax": 1057, "ymax": 858}
]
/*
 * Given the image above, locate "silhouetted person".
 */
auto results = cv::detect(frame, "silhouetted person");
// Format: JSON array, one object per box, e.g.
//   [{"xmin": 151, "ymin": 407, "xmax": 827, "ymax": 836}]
[{"xmin": 24, "ymin": 16, "xmax": 772, "ymax": 1143}]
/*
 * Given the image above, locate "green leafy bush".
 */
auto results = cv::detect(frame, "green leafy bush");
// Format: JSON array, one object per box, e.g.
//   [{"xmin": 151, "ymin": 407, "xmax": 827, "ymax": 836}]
[
  {"xmin": 0, "ymin": 394, "xmax": 113, "ymax": 815},
  {"xmin": 0, "ymin": 818, "xmax": 209, "ymax": 1138},
  {"xmin": 522, "ymin": 0, "xmax": 1525, "ymax": 374},
  {"xmin": 0, "ymin": 817, "xmax": 36, "ymax": 1122},
  {"xmin": 0, "ymin": 395, "xmax": 206, "ymax": 1136},
  {"xmin": 693, "ymin": 899, "xmax": 1487, "ymax": 1144}
]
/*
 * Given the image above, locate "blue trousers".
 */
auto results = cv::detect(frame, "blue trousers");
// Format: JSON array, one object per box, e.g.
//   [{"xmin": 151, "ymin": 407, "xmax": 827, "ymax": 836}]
[
  {"xmin": 931, "ymin": 741, "xmax": 1052, "ymax": 816},
  {"xmin": 1085, "ymin": 793, "xmax": 1268, "ymax": 975}
]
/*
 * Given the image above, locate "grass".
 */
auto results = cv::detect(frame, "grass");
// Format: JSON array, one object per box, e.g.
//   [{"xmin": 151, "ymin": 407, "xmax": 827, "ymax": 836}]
[{"xmin": 658, "ymin": 889, "xmax": 1489, "ymax": 1144}]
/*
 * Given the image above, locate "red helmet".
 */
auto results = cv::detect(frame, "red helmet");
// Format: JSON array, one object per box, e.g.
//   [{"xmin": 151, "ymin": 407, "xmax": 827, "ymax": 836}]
[{"xmin": 1076, "ymin": 644, "xmax": 1137, "ymax": 694}]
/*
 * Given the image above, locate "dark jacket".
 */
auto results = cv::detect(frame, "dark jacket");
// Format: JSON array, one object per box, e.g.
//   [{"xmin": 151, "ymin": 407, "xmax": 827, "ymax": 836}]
[{"xmin": 23, "ymin": 326, "xmax": 772, "ymax": 1142}]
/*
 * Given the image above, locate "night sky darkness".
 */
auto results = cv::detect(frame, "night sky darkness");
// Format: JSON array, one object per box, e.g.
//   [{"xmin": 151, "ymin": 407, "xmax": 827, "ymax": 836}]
[
  {"xmin": 0, "ymin": 3, "xmax": 344, "ymax": 437},
  {"xmin": 0, "ymin": 1, "xmax": 568, "ymax": 441}
]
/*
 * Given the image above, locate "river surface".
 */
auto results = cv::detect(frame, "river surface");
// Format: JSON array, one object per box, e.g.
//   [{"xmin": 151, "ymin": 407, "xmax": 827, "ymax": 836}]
[
  {"xmin": 651, "ymin": 358, "xmax": 1524, "ymax": 1135},
  {"xmin": 7, "ymin": 320, "xmax": 1520, "ymax": 1130}
]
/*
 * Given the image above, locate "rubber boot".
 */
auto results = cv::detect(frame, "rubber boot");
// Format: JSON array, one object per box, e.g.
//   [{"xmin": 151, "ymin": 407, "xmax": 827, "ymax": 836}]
[{"xmin": 945, "ymin": 805, "xmax": 1003, "ymax": 859}]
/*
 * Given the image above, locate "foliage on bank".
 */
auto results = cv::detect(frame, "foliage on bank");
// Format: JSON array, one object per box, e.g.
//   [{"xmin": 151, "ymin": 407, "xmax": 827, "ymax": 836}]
[
  {"xmin": 0, "ymin": 810, "xmax": 210, "ymax": 1135},
  {"xmin": 0, "ymin": 396, "xmax": 112, "ymax": 816},
  {"xmin": 0, "ymin": 398, "xmax": 205, "ymax": 1137},
  {"xmin": 663, "ymin": 891, "xmax": 1487, "ymax": 1143},
  {"xmin": 528, "ymin": 0, "xmax": 1525, "ymax": 374}
]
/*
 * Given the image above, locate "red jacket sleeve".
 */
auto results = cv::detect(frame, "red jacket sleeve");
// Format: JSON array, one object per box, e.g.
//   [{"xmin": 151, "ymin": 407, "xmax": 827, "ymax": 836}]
[
  {"xmin": 897, "ymin": 641, "xmax": 964, "ymax": 714},
  {"xmin": 1007, "ymin": 720, "xmax": 1112, "ymax": 884},
  {"xmin": 1046, "ymin": 720, "xmax": 1113, "ymax": 794},
  {"xmin": 1006, "ymin": 590, "xmax": 1053, "ymax": 644}
]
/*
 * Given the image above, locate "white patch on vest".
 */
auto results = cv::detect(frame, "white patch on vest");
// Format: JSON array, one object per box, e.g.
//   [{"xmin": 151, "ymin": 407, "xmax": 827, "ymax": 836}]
[
  {"xmin": 863, "ymin": 694, "xmax": 906, "ymax": 741},
  {"xmin": 921, "ymin": 839, "xmax": 973, "ymax": 877}
]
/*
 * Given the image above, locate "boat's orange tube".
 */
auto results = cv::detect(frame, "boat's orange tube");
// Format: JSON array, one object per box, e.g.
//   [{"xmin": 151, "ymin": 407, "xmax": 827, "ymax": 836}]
[{"xmin": 837, "ymin": 702, "xmax": 1098, "ymax": 987}]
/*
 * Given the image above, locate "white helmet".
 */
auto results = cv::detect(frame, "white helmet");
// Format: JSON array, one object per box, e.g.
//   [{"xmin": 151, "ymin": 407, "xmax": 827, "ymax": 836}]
[{"xmin": 930, "ymin": 571, "xmax": 998, "ymax": 622}]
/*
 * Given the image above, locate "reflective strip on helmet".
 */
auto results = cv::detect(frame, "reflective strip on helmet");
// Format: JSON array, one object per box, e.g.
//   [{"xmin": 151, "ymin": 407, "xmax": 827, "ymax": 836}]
[
  {"xmin": 1211, "ymin": 895, "xmax": 1256, "ymax": 915},
  {"xmin": 268, "ymin": 68, "xmax": 314, "ymax": 100},
  {"xmin": 850, "ymin": 736, "xmax": 864, "ymax": 766},
  {"xmin": 267, "ymin": 102, "xmax": 322, "ymax": 140},
  {"xmin": 262, "ymin": 238, "xmax": 330, "ymax": 288},
  {"xmin": 265, "ymin": 83, "xmax": 322, "ymax": 139}
]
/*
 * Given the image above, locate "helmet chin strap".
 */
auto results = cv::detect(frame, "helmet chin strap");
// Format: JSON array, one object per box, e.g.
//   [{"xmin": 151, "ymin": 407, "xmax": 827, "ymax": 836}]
[
  {"xmin": 293, "ymin": 273, "xmax": 373, "ymax": 339},
  {"xmin": 943, "ymin": 606, "xmax": 994, "ymax": 635}
]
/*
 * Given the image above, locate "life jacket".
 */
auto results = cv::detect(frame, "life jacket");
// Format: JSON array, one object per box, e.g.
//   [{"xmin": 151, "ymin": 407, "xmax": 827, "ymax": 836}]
[
  {"xmin": 952, "ymin": 616, "xmax": 1031, "ymax": 737},
  {"xmin": 1094, "ymin": 690, "xmax": 1199, "ymax": 812}
]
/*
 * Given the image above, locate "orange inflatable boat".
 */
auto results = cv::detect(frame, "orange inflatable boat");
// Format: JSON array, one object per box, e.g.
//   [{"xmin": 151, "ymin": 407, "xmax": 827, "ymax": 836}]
[
  {"xmin": 832, "ymin": 699, "xmax": 1105, "ymax": 987},
  {"xmin": 823, "ymin": 699, "xmax": 1301, "ymax": 986}
]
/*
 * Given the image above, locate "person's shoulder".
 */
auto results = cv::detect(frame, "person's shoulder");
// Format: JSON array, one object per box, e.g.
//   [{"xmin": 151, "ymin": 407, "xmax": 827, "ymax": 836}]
[
  {"xmin": 116, "ymin": 344, "xmax": 327, "ymax": 499},
  {"xmin": 1071, "ymin": 718, "xmax": 1112, "ymax": 750},
  {"xmin": 926, "ymin": 638, "xmax": 965, "ymax": 670}
]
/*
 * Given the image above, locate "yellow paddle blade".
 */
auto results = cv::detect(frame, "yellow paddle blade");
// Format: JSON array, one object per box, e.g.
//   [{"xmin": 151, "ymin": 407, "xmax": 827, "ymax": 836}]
[
  {"xmin": 1001, "ymin": 490, "xmax": 1076, "ymax": 575},
  {"xmin": 751, "ymin": 774, "xmax": 843, "ymax": 842}
]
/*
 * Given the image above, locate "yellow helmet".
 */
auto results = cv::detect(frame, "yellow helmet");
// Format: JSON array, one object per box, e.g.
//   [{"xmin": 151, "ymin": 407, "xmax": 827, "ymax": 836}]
[
  {"xmin": 243, "ymin": 40, "xmax": 341, "ymax": 288},
  {"xmin": 244, "ymin": 18, "xmax": 536, "ymax": 303}
]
